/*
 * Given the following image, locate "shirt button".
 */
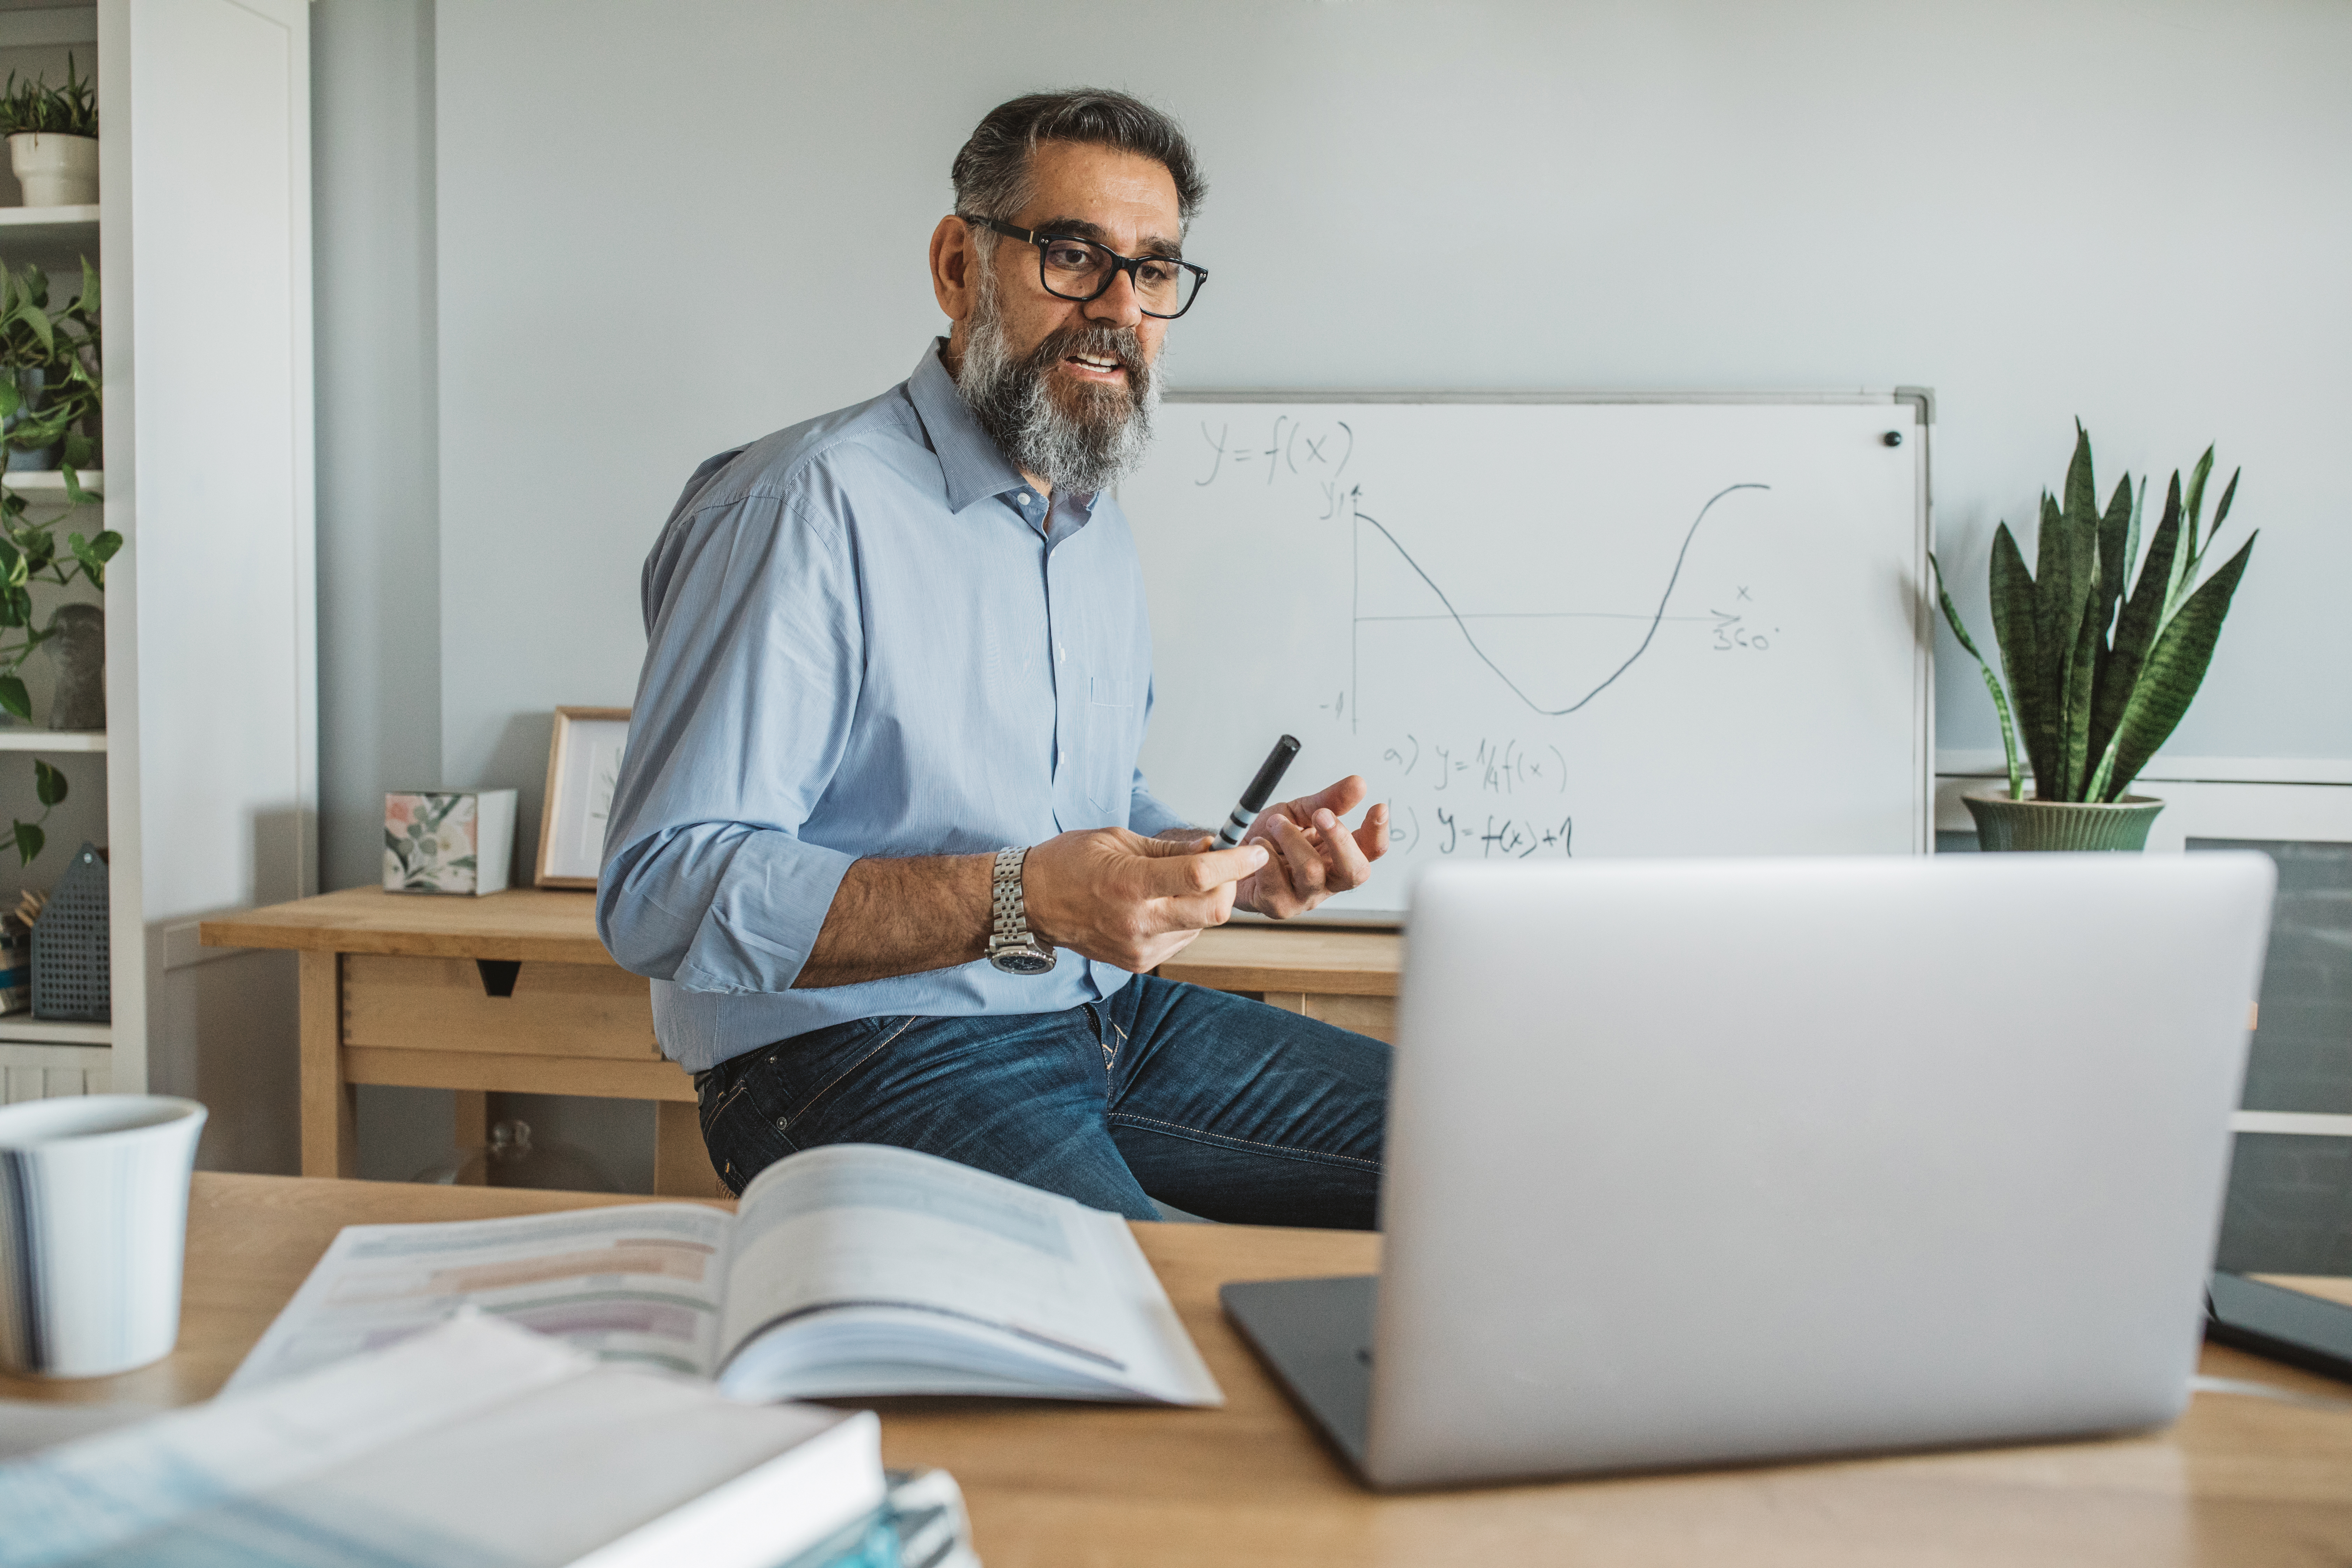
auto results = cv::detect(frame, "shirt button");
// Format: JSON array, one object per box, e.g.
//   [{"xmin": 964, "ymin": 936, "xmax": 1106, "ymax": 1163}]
[
  {"xmin": 1019, "ymin": 492, "xmax": 1034, "ymax": 505},
  {"xmin": 1057, "ymin": 643, "xmax": 1066, "ymax": 661}
]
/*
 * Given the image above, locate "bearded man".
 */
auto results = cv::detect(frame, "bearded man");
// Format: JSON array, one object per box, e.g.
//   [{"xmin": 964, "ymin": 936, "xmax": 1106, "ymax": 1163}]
[{"xmin": 598, "ymin": 90, "xmax": 1391, "ymax": 1227}]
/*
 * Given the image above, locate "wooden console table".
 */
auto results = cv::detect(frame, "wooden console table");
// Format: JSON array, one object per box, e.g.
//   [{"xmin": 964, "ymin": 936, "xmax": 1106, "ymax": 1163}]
[{"xmin": 201, "ymin": 891, "xmax": 1403, "ymax": 1198}]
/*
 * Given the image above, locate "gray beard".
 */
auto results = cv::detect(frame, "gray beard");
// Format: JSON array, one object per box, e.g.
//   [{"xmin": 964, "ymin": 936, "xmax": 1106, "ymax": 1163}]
[{"xmin": 954, "ymin": 265, "xmax": 1160, "ymax": 497}]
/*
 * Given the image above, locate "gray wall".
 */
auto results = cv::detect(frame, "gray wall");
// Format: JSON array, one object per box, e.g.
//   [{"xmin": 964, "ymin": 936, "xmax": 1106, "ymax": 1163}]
[
  {"xmin": 314, "ymin": 0, "xmax": 445, "ymax": 1178},
  {"xmin": 315, "ymin": 0, "xmax": 439, "ymax": 892}
]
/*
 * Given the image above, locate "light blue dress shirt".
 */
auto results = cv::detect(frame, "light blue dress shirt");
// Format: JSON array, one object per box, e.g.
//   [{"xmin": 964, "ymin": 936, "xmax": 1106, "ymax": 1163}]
[{"xmin": 598, "ymin": 342, "xmax": 1190, "ymax": 1072}]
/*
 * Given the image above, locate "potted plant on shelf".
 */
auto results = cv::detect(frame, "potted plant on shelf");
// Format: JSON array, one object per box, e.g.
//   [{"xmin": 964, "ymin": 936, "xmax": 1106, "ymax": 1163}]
[
  {"xmin": 0, "ymin": 257, "xmax": 100, "ymax": 472},
  {"xmin": 0, "ymin": 55, "xmax": 97, "ymax": 208},
  {"xmin": 1930, "ymin": 424, "xmax": 2255, "ymax": 851}
]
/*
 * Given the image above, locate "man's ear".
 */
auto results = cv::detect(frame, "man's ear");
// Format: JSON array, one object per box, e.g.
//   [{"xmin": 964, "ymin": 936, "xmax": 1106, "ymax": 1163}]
[{"xmin": 929, "ymin": 215, "xmax": 978, "ymax": 328}]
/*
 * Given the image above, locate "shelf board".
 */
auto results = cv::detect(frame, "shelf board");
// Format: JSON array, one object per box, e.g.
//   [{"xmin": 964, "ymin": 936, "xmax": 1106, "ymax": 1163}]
[
  {"xmin": 0, "ymin": 728, "xmax": 103, "ymax": 751},
  {"xmin": 0, "ymin": 207, "xmax": 99, "ymax": 275},
  {"xmin": 0, "ymin": 205, "xmax": 97, "ymax": 230},
  {"xmin": 0, "ymin": 469, "xmax": 101, "ymax": 492},
  {"xmin": 0, "ymin": 1018, "xmax": 110, "ymax": 1047},
  {"xmin": 0, "ymin": 205, "xmax": 99, "ymax": 228}
]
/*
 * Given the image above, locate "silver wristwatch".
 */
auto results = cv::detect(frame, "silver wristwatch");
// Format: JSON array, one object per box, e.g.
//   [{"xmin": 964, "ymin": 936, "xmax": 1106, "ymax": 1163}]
[{"xmin": 986, "ymin": 845, "xmax": 1057, "ymax": 975}]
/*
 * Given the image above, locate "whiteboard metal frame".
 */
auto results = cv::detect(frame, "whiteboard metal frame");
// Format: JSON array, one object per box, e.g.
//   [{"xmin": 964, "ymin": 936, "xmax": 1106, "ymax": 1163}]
[{"xmin": 1147, "ymin": 388, "xmax": 1938, "ymax": 926}]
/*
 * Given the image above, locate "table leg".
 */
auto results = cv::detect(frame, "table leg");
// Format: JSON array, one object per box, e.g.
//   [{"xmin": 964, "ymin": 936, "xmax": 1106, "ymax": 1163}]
[
  {"xmin": 298, "ymin": 950, "xmax": 357, "ymax": 1178},
  {"xmin": 653, "ymin": 1099, "xmax": 727, "ymax": 1199},
  {"xmin": 452, "ymin": 1091, "xmax": 491, "ymax": 1183}
]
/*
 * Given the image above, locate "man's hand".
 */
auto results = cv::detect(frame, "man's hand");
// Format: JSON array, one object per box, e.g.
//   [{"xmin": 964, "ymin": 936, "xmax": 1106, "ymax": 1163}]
[
  {"xmin": 1235, "ymin": 775, "xmax": 1390, "ymax": 919},
  {"xmin": 1024, "ymin": 827, "xmax": 1268, "ymax": 971}
]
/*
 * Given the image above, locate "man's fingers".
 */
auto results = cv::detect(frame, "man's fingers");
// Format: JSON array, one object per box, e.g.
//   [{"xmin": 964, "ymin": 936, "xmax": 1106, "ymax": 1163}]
[
  {"xmin": 1310, "ymin": 806, "xmax": 1373, "ymax": 889},
  {"xmin": 1158, "ymin": 886, "xmax": 1239, "ymax": 932},
  {"xmin": 1267, "ymin": 810, "xmax": 1329, "ymax": 896},
  {"xmin": 1135, "ymin": 831, "xmax": 1216, "ymax": 858},
  {"xmin": 1296, "ymin": 774, "xmax": 1369, "ymax": 819},
  {"xmin": 1141, "ymin": 840, "xmax": 1265, "ymax": 897},
  {"xmin": 1352, "ymin": 802, "xmax": 1392, "ymax": 861}
]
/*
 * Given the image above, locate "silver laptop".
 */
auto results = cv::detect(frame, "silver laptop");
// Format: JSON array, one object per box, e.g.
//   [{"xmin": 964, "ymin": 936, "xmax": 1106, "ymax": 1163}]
[{"xmin": 1224, "ymin": 853, "xmax": 2274, "ymax": 1490}]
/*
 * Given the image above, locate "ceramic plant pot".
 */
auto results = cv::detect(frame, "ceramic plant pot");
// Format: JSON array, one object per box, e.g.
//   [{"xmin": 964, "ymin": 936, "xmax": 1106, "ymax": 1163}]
[
  {"xmin": 8, "ymin": 132, "xmax": 96, "ymax": 207},
  {"xmin": 1961, "ymin": 789, "xmax": 2165, "ymax": 852},
  {"xmin": 4, "ymin": 366, "xmax": 51, "ymax": 470}
]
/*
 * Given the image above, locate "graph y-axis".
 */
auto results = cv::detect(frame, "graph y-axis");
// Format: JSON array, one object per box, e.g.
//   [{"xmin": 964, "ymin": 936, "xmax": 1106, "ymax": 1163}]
[{"xmin": 1354, "ymin": 496, "xmax": 1373, "ymax": 738}]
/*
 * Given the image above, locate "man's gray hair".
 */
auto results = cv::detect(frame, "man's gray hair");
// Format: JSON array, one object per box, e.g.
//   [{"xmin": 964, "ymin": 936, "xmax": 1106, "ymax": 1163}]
[{"xmin": 951, "ymin": 88, "xmax": 1207, "ymax": 230}]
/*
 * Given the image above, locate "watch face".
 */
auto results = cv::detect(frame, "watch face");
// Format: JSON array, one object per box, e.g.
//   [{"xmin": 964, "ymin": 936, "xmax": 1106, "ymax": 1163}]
[{"xmin": 990, "ymin": 946, "xmax": 1057, "ymax": 976}]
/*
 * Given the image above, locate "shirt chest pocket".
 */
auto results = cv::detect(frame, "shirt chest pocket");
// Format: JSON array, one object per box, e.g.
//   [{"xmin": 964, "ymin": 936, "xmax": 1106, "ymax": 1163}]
[{"xmin": 1075, "ymin": 672, "xmax": 1142, "ymax": 819}]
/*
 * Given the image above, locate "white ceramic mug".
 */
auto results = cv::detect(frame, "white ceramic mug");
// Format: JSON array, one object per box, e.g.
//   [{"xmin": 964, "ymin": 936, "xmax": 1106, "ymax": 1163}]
[{"xmin": 0, "ymin": 1095, "xmax": 207, "ymax": 1378}]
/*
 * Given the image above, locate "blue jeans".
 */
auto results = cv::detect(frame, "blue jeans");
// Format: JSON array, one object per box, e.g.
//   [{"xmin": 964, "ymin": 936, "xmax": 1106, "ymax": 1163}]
[{"xmin": 693, "ymin": 975, "xmax": 1388, "ymax": 1228}]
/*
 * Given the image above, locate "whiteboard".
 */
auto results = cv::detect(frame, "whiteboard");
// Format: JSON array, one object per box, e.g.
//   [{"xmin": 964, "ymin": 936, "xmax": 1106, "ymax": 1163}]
[{"xmin": 1122, "ymin": 396, "xmax": 1932, "ymax": 923}]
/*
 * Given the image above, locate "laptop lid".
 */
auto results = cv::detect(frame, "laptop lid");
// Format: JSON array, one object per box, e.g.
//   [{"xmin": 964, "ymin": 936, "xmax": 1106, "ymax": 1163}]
[{"xmin": 1365, "ymin": 853, "xmax": 2272, "ymax": 1489}]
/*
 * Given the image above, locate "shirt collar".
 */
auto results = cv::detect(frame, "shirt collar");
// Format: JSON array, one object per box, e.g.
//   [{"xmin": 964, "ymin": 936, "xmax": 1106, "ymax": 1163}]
[{"xmin": 905, "ymin": 338, "xmax": 1101, "ymax": 519}]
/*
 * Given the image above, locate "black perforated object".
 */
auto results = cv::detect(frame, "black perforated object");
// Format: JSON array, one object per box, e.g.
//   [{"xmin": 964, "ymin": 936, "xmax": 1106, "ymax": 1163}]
[{"xmin": 32, "ymin": 841, "xmax": 108, "ymax": 1022}]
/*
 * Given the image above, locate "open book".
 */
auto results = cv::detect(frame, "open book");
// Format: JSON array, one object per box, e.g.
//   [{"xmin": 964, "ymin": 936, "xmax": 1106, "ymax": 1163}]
[{"xmin": 231, "ymin": 1143, "xmax": 1222, "ymax": 1406}]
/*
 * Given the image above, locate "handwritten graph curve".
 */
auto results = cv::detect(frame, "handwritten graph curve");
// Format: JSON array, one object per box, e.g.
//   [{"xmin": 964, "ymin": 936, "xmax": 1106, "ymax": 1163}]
[{"xmin": 1353, "ymin": 482, "xmax": 1769, "ymax": 719}]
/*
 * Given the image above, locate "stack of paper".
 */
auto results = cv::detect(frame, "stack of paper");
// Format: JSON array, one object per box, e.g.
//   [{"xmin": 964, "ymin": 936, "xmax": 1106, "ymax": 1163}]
[{"xmin": 0, "ymin": 1312, "xmax": 883, "ymax": 1568}]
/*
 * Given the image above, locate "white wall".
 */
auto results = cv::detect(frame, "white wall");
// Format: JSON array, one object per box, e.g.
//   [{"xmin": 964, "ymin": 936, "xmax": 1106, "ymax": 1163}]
[{"xmin": 429, "ymin": 0, "xmax": 2352, "ymax": 848}]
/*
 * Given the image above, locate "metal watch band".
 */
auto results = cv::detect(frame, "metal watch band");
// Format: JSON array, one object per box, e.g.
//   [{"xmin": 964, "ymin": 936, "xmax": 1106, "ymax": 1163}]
[
  {"xmin": 990, "ymin": 845, "xmax": 1033, "ymax": 945},
  {"xmin": 987, "ymin": 846, "xmax": 1054, "ymax": 973}
]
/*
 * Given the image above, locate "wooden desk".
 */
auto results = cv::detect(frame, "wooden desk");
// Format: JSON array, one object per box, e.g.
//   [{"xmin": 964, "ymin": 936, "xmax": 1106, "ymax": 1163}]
[
  {"xmin": 6, "ymin": 1175, "xmax": 2350, "ymax": 1566},
  {"xmin": 1160, "ymin": 923, "xmax": 1402, "ymax": 1042},
  {"xmin": 201, "ymin": 888, "xmax": 721, "ymax": 1196},
  {"xmin": 200, "ymin": 890, "xmax": 1407, "ymax": 1197}
]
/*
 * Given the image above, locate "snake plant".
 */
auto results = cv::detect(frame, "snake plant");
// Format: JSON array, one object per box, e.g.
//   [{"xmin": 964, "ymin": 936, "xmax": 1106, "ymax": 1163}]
[{"xmin": 1931, "ymin": 424, "xmax": 2254, "ymax": 803}]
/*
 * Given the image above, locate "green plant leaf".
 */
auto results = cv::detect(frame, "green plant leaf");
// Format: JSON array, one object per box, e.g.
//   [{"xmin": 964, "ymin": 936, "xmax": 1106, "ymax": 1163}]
[
  {"xmin": 0, "ymin": 674, "xmax": 26, "ymax": 721},
  {"xmin": 1930, "ymin": 552, "xmax": 2024, "ymax": 798},
  {"xmin": 2027, "ymin": 465, "xmax": 2097, "ymax": 799},
  {"xmin": 1987, "ymin": 523, "xmax": 2051, "ymax": 792},
  {"xmin": 33, "ymin": 756, "xmax": 64, "ymax": 806},
  {"xmin": 66, "ymin": 528, "xmax": 115, "ymax": 585},
  {"xmin": 2206, "ymin": 467, "xmax": 2239, "ymax": 550},
  {"xmin": 2093, "ymin": 474, "xmax": 2133, "ymax": 636},
  {"xmin": 2180, "ymin": 446, "xmax": 2213, "ymax": 556},
  {"xmin": 2100, "ymin": 532, "xmax": 2258, "ymax": 799},
  {"xmin": 13, "ymin": 819, "xmax": 42, "ymax": 865},
  {"xmin": 2167, "ymin": 449, "xmax": 2213, "ymax": 615},
  {"xmin": 2060, "ymin": 421, "xmax": 2098, "ymax": 540},
  {"xmin": 0, "ymin": 378, "xmax": 19, "ymax": 422},
  {"xmin": 2057, "ymin": 586, "xmax": 2101, "ymax": 799}
]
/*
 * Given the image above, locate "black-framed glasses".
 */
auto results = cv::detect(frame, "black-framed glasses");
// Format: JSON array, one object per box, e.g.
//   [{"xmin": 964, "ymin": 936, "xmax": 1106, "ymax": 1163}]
[{"xmin": 961, "ymin": 215, "xmax": 1208, "ymax": 320}]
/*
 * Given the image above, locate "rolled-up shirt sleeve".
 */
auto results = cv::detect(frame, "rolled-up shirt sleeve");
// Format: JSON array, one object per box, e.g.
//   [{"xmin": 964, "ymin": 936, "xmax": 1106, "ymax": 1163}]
[{"xmin": 597, "ymin": 474, "xmax": 860, "ymax": 993}]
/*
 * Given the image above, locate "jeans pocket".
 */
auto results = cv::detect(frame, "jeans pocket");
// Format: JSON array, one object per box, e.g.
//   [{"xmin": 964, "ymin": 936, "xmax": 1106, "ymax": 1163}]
[
  {"xmin": 774, "ymin": 1015, "xmax": 918, "ymax": 1133},
  {"xmin": 701, "ymin": 1075, "xmax": 797, "ymax": 1197}
]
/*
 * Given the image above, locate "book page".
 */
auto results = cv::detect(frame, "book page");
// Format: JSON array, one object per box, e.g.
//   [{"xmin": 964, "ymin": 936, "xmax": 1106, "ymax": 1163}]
[
  {"xmin": 227, "ymin": 1202, "xmax": 736, "ymax": 1393},
  {"xmin": 715, "ymin": 1144, "xmax": 1221, "ymax": 1405}
]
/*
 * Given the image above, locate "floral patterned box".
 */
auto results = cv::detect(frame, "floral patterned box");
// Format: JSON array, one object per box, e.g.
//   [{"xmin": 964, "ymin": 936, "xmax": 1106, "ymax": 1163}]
[{"xmin": 384, "ymin": 789, "xmax": 518, "ymax": 896}]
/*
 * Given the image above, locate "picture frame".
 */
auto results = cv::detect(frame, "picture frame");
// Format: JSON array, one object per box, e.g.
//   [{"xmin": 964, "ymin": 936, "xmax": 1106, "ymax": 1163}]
[{"xmin": 535, "ymin": 707, "xmax": 632, "ymax": 889}]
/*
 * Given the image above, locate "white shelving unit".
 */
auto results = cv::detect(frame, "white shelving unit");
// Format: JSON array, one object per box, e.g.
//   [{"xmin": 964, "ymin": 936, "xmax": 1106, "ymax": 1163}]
[{"xmin": 0, "ymin": 2, "xmax": 316, "ymax": 1135}]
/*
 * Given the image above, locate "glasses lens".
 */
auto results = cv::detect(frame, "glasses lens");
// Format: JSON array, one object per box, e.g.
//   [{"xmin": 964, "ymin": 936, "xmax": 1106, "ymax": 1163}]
[
  {"xmin": 1133, "ymin": 257, "xmax": 1199, "ymax": 317},
  {"xmin": 1038, "ymin": 238, "xmax": 1111, "ymax": 300}
]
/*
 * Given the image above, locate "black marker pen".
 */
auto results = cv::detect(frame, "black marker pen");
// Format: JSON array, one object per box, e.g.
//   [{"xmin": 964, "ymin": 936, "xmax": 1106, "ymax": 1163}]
[{"xmin": 1217, "ymin": 735, "xmax": 1301, "ymax": 848}]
